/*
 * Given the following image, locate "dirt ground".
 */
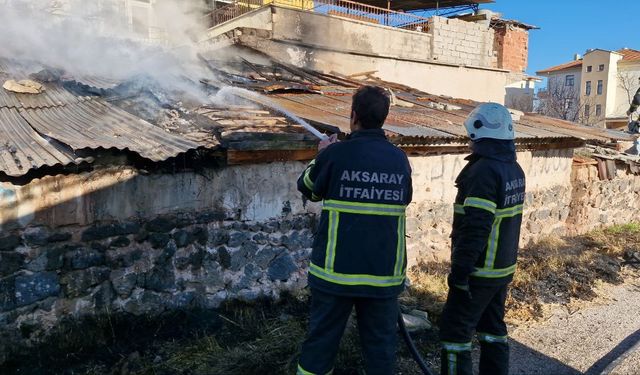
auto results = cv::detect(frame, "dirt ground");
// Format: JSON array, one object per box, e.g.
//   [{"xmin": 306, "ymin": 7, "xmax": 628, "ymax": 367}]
[{"xmin": 509, "ymin": 272, "xmax": 640, "ymax": 375}]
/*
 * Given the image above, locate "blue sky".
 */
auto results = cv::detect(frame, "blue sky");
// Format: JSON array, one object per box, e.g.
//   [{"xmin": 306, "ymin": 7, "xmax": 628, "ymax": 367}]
[{"xmin": 484, "ymin": 0, "xmax": 640, "ymax": 77}]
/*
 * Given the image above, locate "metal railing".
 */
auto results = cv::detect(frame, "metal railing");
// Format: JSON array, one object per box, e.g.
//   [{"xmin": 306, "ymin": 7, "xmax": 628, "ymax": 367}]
[
  {"xmin": 309, "ymin": 0, "xmax": 430, "ymax": 31},
  {"xmin": 205, "ymin": 0, "xmax": 264, "ymax": 28},
  {"xmin": 205, "ymin": 0, "xmax": 430, "ymax": 32}
]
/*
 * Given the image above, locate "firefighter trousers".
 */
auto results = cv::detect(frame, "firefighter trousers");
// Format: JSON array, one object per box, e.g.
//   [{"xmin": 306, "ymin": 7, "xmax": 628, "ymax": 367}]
[
  {"xmin": 297, "ymin": 288, "xmax": 398, "ymax": 375},
  {"xmin": 439, "ymin": 283, "xmax": 509, "ymax": 375}
]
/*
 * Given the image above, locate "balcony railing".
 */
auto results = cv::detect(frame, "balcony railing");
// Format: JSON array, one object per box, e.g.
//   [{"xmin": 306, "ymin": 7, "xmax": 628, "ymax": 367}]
[{"xmin": 205, "ymin": 0, "xmax": 430, "ymax": 33}]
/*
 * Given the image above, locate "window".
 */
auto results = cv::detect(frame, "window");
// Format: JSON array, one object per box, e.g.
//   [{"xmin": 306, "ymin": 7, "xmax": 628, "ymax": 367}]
[
  {"xmin": 597, "ymin": 80, "xmax": 603, "ymax": 95},
  {"xmin": 587, "ymin": 66, "xmax": 593, "ymax": 73},
  {"xmin": 565, "ymin": 75, "xmax": 575, "ymax": 87},
  {"xmin": 596, "ymin": 104, "xmax": 602, "ymax": 116},
  {"xmin": 585, "ymin": 105, "xmax": 590, "ymax": 118},
  {"xmin": 598, "ymin": 64, "xmax": 605, "ymax": 72},
  {"xmin": 586, "ymin": 81, "xmax": 592, "ymax": 95}
]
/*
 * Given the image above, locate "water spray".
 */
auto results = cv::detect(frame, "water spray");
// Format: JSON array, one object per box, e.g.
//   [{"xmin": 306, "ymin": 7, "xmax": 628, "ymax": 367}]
[{"xmin": 214, "ymin": 86, "xmax": 329, "ymax": 140}]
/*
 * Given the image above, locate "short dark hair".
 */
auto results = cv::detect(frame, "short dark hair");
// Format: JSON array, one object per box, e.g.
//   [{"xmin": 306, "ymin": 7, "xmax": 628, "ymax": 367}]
[{"xmin": 351, "ymin": 86, "xmax": 390, "ymax": 129}]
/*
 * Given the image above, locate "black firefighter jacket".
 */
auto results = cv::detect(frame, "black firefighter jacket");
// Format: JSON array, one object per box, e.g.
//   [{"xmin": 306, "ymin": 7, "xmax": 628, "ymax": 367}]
[
  {"xmin": 450, "ymin": 139, "xmax": 526, "ymax": 286},
  {"xmin": 297, "ymin": 129, "xmax": 413, "ymax": 298},
  {"xmin": 630, "ymin": 87, "xmax": 640, "ymax": 113}
]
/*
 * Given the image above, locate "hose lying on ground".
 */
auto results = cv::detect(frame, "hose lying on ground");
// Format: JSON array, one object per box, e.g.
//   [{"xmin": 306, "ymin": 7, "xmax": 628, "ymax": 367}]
[{"xmin": 398, "ymin": 310, "xmax": 436, "ymax": 375}]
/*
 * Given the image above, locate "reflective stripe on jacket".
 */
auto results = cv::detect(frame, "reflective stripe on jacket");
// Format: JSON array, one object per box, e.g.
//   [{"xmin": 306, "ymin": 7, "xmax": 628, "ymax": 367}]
[
  {"xmin": 297, "ymin": 129, "xmax": 413, "ymax": 298},
  {"xmin": 451, "ymin": 139, "xmax": 526, "ymax": 286}
]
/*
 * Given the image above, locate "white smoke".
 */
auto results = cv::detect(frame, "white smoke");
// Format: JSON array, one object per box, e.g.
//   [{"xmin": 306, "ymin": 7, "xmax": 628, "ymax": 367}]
[{"xmin": 0, "ymin": 0, "xmax": 214, "ymax": 98}]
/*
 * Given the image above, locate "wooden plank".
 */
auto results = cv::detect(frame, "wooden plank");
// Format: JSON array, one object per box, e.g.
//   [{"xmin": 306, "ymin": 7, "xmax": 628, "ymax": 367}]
[
  {"xmin": 216, "ymin": 119, "xmax": 280, "ymax": 126},
  {"xmin": 227, "ymin": 149, "xmax": 317, "ymax": 165},
  {"xmin": 348, "ymin": 70, "xmax": 379, "ymax": 78},
  {"xmin": 222, "ymin": 132, "xmax": 310, "ymax": 141},
  {"xmin": 452, "ymin": 14, "xmax": 487, "ymax": 22},
  {"xmin": 227, "ymin": 140, "xmax": 317, "ymax": 151}
]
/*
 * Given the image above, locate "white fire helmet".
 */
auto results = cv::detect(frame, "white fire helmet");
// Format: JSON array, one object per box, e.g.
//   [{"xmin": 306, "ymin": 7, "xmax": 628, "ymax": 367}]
[{"xmin": 464, "ymin": 102, "xmax": 515, "ymax": 141}]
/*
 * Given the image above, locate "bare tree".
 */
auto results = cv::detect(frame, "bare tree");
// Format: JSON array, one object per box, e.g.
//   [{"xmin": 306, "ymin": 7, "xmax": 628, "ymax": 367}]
[
  {"xmin": 536, "ymin": 77, "xmax": 599, "ymax": 126},
  {"xmin": 618, "ymin": 71, "xmax": 639, "ymax": 107},
  {"xmin": 506, "ymin": 93, "xmax": 534, "ymax": 113}
]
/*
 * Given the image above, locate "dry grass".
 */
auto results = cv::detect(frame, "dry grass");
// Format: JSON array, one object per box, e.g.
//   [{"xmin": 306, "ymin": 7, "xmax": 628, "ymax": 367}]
[
  {"xmin": 406, "ymin": 224, "xmax": 640, "ymax": 323},
  {"xmin": 403, "ymin": 261, "xmax": 450, "ymax": 324}
]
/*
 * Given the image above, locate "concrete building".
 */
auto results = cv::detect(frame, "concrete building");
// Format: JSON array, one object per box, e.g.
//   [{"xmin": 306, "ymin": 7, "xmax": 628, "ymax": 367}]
[
  {"xmin": 537, "ymin": 48, "xmax": 640, "ymax": 128},
  {"xmin": 200, "ymin": 0, "xmax": 538, "ymax": 106}
]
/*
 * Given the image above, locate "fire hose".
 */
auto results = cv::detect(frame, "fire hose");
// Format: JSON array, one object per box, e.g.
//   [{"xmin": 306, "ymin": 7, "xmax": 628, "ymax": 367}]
[{"xmin": 398, "ymin": 310, "xmax": 436, "ymax": 375}]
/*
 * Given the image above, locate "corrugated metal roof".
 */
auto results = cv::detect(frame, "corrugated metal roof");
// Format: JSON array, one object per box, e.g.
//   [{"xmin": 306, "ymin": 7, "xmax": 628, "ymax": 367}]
[
  {"xmin": 0, "ymin": 51, "xmax": 633, "ymax": 178},
  {"xmin": 0, "ymin": 107, "xmax": 80, "ymax": 177},
  {"xmin": 18, "ymin": 100, "xmax": 201, "ymax": 162},
  {"xmin": 0, "ymin": 76, "xmax": 86, "ymax": 109},
  {"xmin": 70, "ymin": 76, "xmax": 121, "ymax": 90}
]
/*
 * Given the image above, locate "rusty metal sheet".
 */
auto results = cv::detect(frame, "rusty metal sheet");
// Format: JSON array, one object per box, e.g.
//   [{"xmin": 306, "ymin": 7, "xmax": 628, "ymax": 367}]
[
  {"xmin": 269, "ymin": 95, "xmax": 352, "ymax": 132},
  {"xmin": 274, "ymin": 93, "xmax": 450, "ymax": 137},
  {"xmin": 519, "ymin": 114, "xmax": 629, "ymax": 142},
  {"xmin": 326, "ymin": 92, "xmax": 467, "ymax": 137},
  {"xmin": 19, "ymin": 100, "xmax": 201, "ymax": 162},
  {"xmin": 0, "ymin": 107, "xmax": 80, "ymax": 177}
]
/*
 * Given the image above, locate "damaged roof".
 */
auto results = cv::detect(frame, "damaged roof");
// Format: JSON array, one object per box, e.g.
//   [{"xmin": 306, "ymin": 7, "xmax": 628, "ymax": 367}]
[
  {"xmin": 211, "ymin": 56, "xmax": 628, "ymax": 144},
  {"xmin": 0, "ymin": 51, "xmax": 633, "ymax": 179}
]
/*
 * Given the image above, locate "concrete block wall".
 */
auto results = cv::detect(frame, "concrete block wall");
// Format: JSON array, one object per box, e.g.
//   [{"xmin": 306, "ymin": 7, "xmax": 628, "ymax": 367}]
[
  {"xmin": 428, "ymin": 16, "xmax": 497, "ymax": 68},
  {"xmin": 238, "ymin": 35, "xmax": 515, "ymax": 104},
  {"xmin": 494, "ymin": 25, "xmax": 529, "ymax": 73}
]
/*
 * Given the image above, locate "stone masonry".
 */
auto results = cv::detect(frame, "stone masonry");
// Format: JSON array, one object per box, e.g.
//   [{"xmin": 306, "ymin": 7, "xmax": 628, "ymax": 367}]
[
  {"xmin": 1, "ymin": 148, "xmax": 623, "ymax": 364},
  {"xmin": 567, "ymin": 161, "xmax": 640, "ymax": 234},
  {"xmin": 0, "ymin": 212, "xmax": 315, "ymax": 364}
]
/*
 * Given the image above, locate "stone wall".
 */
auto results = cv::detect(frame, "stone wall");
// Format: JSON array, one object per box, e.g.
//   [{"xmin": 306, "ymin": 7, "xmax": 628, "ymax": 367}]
[
  {"xmin": 567, "ymin": 161, "xmax": 640, "ymax": 234},
  {"xmin": 405, "ymin": 148, "xmax": 574, "ymax": 264},
  {"xmin": 0, "ymin": 211, "xmax": 314, "ymax": 363},
  {"xmin": 0, "ymin": 147, "xmax": 593, "ymax": 362}
]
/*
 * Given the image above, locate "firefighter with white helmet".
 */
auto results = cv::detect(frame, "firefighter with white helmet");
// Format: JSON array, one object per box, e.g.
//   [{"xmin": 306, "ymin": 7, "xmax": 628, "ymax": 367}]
[
  {"xmin": 627, "ymin": 77, "xmax": 640, "ymax": 117},
  {"xmin": 627, "ymin": 77, "xmax": 640, "ymax": 133},
  {"xmin": 438, "ymin": 103, "xmax": 526, "ymax": 375}
]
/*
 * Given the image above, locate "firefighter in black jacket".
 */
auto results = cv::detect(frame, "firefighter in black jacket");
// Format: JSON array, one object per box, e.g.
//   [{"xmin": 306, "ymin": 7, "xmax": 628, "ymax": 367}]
[
  {"xmin": 439, "ymin": 103, "xmax": 526, "ymax": 375},
  {"xmin": 296, "ymin": 86, "xmax": 413, "ymax": 375},
  {"xmin": 627, "ymin": 77, "xmax": 640, "ymax": 116}
]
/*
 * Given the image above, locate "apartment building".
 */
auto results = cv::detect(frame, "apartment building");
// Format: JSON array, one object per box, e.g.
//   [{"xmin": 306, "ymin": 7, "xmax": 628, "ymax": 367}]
[{"xmin": 538, "ymin": 48, "xmax": 640, "ymax": 128}]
